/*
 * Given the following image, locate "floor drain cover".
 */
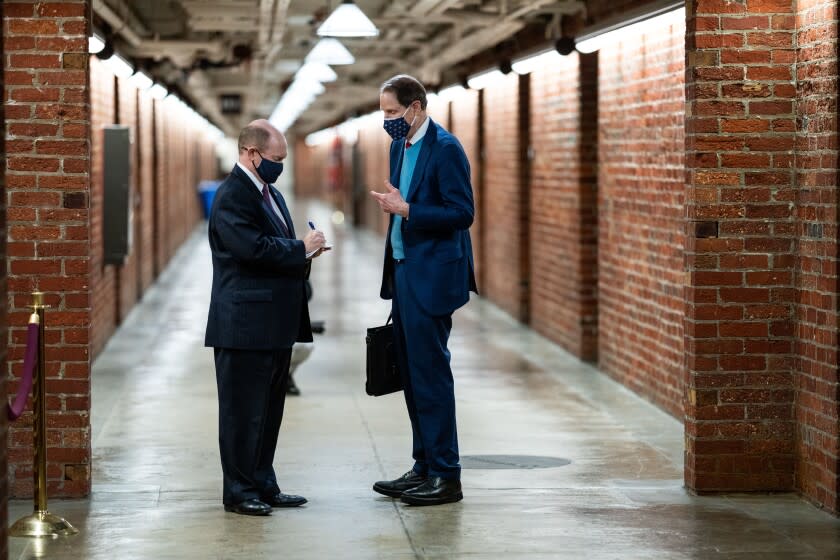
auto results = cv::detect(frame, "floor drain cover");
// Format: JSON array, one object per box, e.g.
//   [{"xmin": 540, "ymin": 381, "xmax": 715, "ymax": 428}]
[{"xmin": 460, "ymin": 455, "xmax": 571, "ymax": 470}]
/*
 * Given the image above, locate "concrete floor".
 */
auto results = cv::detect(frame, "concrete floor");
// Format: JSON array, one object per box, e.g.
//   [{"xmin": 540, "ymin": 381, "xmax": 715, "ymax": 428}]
[{"xmin": 10, "ymin": 201, "xmax": 840, "ymax": 559}]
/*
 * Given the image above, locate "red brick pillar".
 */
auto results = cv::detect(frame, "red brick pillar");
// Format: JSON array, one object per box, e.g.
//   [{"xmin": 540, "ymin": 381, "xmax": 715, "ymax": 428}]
[
  {"xmin": 483, "ymin": 73, "xmax": 529, "ymax": 321},
  {"xmin": 685, "ymin": 0, "xmax": 796, "ymax": 492},
  {"xmin": 4, "ymin": 0, "xmax": 92, "ymax": 498},
  {"xmin": 0, "ymin": 2, "xmax": 8, "ymax": 554},
  {"xmin": 795, "ymin": 0, "xmax": 839, "ymax": 513}
]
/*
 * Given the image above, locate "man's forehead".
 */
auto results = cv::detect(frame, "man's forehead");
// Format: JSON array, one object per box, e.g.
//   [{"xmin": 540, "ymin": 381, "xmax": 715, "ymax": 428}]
[{"xmin": 380, "ymin": 91, "xmax": 402, "ymax": 108}]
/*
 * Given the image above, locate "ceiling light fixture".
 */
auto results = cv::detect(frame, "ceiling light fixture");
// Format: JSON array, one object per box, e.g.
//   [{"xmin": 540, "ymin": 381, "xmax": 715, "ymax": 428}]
[
  {"xmin": 467, "ymin": 69, "xmax": 505, "ymax": 90},
  {"xmin": 103, "ymin": 54, "xmax": 135, "ymax": 79},
  {"xmin": 575, "ymin": 0, "xmax": 684, "ymax": 54},
  {"xmin": 149, "ymin": 83, "xmax": 169, "ymax": 100},
  {"xmin": 317, "ymin": 0, "xmax": 379, "ymax": 38},
  {"xmin": 511, "ymin": 49, "xmax": 562, "ymax": 76},
  {"xmin": 128, "ymin": 71, "xmax": 154, "ymax": 91},
  {"xmin": 305, "ymin": 38, "xmax": 355, "ymax": 65},
  {"xmin": 88, "ymin": 33, "xmax": 105, "ymax": 54},
  {"xmin": 296, "ymin": 61, "xmax": 338, "ymax": 83}
]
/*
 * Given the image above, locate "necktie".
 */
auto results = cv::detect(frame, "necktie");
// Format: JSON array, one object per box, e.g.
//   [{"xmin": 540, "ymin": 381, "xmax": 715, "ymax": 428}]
[{"xmin": 261, "ymin": 184, "xmax": 290, "ymax": 237}]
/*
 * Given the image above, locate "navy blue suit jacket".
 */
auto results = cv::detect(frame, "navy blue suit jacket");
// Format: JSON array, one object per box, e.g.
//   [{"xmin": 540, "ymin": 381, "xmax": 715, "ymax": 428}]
[
  {"xmin": 380, "ymin": 119, "xmax": 478, "ymax": 315},
  {"xmin": 205, "ymin": 165, "xmax": 312, "ymax": 350}
]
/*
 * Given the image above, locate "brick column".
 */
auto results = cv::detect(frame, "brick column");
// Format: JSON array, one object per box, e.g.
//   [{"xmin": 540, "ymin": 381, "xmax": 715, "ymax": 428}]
[
  {"xmin": 685, "ymin": 0, "xmax": 796, "ymax": 492},
  {"xmin": 483, "ymin": 73, "xmax": 528, "ymax": 321},
  {"xmin": 0, "ymin": 1, "xmax": 8, "ymax": 554},
  {"xmin": 794, "ymin": 0, "xmax": 839, "ymax": 513},
  {"xmin": 4, "ymin": 0, "xmax": 92, "ymax": 498}
]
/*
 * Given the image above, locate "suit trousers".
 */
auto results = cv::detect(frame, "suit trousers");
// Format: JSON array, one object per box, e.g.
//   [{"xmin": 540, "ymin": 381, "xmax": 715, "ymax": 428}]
[
  {"xmin": 391, "ymin": 262, "xmax": 461, "ymax": 480},
  {"xmin": 214, "ymin": 347, "xmax": 291, "ymax": 505}
]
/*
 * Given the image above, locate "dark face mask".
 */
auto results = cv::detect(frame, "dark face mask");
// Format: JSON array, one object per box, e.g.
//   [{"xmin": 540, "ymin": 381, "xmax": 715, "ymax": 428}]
[
  {"xmin": 253, "ymin": 149, "xmax": 284, "ymax": 184},
  {"xmin": 383, "ymin": 106, "xmax": 416, "ymax": 140}
]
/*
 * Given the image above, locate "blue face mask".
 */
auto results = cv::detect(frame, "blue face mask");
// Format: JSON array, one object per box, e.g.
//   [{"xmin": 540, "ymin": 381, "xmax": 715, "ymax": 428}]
[
  {"xmin": 253, "ymin": 149, "xmax": 284, "ymax": 184},
  {"xmin": 383, "ymin": 107, "xmax": 415, "ymax": 140}
]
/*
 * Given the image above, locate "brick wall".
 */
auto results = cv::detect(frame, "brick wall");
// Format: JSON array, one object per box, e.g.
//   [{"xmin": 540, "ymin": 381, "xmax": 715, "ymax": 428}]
[
  {"xmin": 794, "ymin": 0, "xmax": 839, "ymax": 513},
  {"xmin": 685, "ymin": 1, "xmax": 797, "ymax": 493},
  {"xmin": 137, "ymin": 91, "xmax": 155, "ymax": 293},
  {"xmin": 0, "ymin": 1, "xmax": 7, "ymax": 553},
  {"xmin": 5, "ymin": 21, "xmax": 214, "ymax": 496},
  {"xmin": 116, "ymin": 79, "xmax": 138, "ymax": 320},
  {"xmin": 482, "ymin": 73, "xmax": 527, "ymax": 321},
  {"xmin": 529, "ymin": 53, "xmax": 599, "ymax": 361},
  {"xmin": 4, "ymin": 0, "xmax": 92, "ymax": 498},
  {"xmin": 89, "ymin": 57, "xmax": 115, "ymax": 356},
  {"xmin": 598, "ymin": 13, "xmax": 686, "ymax": 416},
  {"xmin": 449, "ymin": 89, "xmax": 482, "ymax": 285},
  {"xmin": 91, "ymin": 62, "xmax": 212, "ymax": 358},
  {"xmin": 357, "ymin": 120, "xmax": 391, "ymax": 235}
]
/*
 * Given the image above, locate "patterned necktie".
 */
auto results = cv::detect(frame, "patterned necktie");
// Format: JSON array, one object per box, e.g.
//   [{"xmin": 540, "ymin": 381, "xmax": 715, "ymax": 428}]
[{"xmin": 261, "ymin": 184, "xmax": 289, "ymax": 237}]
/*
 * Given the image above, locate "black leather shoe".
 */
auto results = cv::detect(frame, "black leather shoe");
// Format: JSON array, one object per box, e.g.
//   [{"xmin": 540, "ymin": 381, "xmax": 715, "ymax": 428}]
[
  {"xmin": 400, "ymin": 477, "xmax": 462, "ymax": 506},
  {"xmin": 373, "ymin": 470, "xmax": 427, "ymax": 498},
  {"xmin": 224, "ymin": 499, "xmax": 272, "ymax": 516},
  {"xmin": 286, "ymin": 376, "xmax": 301, "ymax": 396},
  {"xmin": 262, "ymin": 492, "xmax": 307, "ymax": 508}
]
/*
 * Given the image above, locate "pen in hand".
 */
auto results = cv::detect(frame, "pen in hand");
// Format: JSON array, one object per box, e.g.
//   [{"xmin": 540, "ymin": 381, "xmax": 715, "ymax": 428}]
[{"xmin": 306, "ymin": 220, "xmax": 332, "ymax": 252}]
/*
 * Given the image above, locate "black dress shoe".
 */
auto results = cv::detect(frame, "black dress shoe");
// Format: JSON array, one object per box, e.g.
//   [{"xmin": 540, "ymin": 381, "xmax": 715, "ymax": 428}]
[
  {"xmin": 400, "ymin": 477, "xmax": 462, "ymax": 506},
  {"xmin": 373, "ymin": 470, "xmax": 427, "ymax": 498},
  {"xmin": 286, "ymin": 376, "xmax": 301, "ymax": 396},
  {"xmin": 224, "ymin": 499, "xmax": 272, "ymax": 516},
  {"xmin": 262, "ymin": 492, "xmax": 307, "ymax": 508}
]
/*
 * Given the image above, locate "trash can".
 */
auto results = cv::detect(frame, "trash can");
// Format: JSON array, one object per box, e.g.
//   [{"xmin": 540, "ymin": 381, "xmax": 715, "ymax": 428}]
[{"xmin": 197, "ymin": 180, "xmax": 221, "ymax": 219}]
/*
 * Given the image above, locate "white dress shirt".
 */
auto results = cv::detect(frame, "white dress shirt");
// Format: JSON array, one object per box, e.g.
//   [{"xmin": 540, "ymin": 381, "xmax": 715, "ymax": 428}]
[{"xmin": 236, "ymin": 161, "xmax": 289, "ymax": 231}]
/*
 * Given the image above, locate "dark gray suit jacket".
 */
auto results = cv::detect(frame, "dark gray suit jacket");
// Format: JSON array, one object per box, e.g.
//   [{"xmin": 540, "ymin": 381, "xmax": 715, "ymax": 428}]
[{"xmin": 204, "ymin": 165, "xmax": 313, "ymax": 350}]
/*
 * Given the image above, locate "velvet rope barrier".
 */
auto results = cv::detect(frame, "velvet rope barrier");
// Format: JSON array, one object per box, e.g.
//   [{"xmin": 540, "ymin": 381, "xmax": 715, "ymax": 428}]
[{"xmin": 7, "ymin": 314, "xmax": 39, "ymax": 421}]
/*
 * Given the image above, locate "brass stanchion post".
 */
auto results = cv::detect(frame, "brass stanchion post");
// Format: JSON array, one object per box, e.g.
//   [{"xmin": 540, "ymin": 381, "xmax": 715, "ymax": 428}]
[{"xmin": 9, "ymin": 292, "xmax": 78, "ymax": 537}]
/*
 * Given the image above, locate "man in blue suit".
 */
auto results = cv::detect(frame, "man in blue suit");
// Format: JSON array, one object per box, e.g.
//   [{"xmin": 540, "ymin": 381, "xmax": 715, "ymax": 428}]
[
  {"xmin": 370, "ymin": 75, "xmax": 478, "ymax": 506},
  {"xmin": 205, "ymin": 119, "xmax": 327, "ymax": 515}
]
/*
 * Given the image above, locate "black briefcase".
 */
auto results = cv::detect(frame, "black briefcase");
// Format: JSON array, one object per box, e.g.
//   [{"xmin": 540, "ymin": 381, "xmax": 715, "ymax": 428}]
[{"xmin": 365, "ymin": 314, "xmax": 403, "ymax": 396}]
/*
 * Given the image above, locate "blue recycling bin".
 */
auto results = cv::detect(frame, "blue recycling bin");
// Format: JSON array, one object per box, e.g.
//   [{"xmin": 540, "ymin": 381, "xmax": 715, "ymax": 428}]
[{"xmin": 197, "ymin": 180, "xmax": 221, "ymax": 219}]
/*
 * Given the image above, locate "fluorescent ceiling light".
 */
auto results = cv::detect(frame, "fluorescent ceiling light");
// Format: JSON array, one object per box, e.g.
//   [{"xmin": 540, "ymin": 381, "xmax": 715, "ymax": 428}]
[
  {"xmin": 437, "ymin": 85, "xmax": 466, "ymax": 101},
  {"xmin": 317, "ymin": 1, "xmax": 379, "ymax": 38},
  {"xmin": 306, "ymin": 129, "xmax": 336, "ymax": 147},
  {"xmin": 128, "ymin": 71, "xmax": 153, "ymax": 91},
  {"xmin": 296, "ymin": 62, "xmax": 337, "ymax": 83},
  {"xmin": 512, "ymin": 49, "xmax": 562, "ymax": 75},
  {"xmin": 467, "ymin": 69, "xmax": 504, "ymax": 90},
  {"xmin": 305, "ymin": 38, "xmax": 355, "ymax": 65},
  {"xmin": 88, "ymin": 34, "xmax": 105, "ymax": 54},
  {"xmin": 104, "ymin": 54, "xmax": 134, "ymax": 79},
  {"xmin": 149, "ymin": 83, "xmax": 168, "ymax": 100},
  {"xmin": 576, "ymin": 1, "xmax": 684, "ymax": 53}
]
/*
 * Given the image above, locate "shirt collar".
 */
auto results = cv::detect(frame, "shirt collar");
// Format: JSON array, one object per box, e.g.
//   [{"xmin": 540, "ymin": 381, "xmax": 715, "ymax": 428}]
[
  {"xmin": 407, "ymin": 116, "xmax": 430, "ymax": 146},
  {"xmin": 236, "ymin": 161, "xmax": 267, "ymax": 192}
]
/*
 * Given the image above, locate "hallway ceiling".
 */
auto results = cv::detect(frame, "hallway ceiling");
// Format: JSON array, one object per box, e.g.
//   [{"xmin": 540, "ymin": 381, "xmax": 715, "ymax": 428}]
[{"xmin": 93, "ymin": 0, "xmax": 585, "ymax": 136}]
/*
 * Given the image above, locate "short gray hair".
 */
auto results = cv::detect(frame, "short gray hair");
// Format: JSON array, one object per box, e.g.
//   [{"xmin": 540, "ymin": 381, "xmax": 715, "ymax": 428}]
[{"xmin": 238, "ymin": 125, "xmax": 271, "ymax": 152}]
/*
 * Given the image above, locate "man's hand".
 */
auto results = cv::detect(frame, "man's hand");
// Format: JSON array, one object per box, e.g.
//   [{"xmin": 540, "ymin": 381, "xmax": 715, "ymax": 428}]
[
  {"xmin": 370, "ymin": 180, "xmax": 409, "ymax": 218},
  {"xmin": 303, "ymin": 229, "xmax": 326, "ymax": 258}
]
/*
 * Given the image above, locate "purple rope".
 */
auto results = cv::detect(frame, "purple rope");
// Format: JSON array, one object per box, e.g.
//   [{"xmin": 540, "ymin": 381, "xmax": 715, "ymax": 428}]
[{"xmin": 7, "ymin": 322, "xmax": 39, "ymax": 421}]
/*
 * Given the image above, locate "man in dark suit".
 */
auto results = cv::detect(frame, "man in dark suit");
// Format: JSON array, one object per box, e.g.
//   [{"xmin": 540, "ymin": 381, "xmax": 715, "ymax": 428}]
[
  {"xmin": 370, "ymin": 75, "xmax": 478, "ymax": 506},
  {"xmin": 205, "ymin": 119, "xmax": 327, "ymax": 516}
]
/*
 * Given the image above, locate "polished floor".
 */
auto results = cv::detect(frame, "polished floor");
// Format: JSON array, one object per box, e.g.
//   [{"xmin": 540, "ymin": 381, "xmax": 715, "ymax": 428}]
[{"xmin": 10, "ymin": 201, "xmax": 840, "ymax": 559}]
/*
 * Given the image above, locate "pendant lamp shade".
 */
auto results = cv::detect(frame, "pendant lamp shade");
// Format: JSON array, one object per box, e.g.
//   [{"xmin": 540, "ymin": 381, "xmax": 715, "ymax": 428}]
[
  {"xmin": 306, "ymin": 38, "xmax": 356, "ymax": 65},
  {"xmin": 317, "ymin": 1, "xmax": 379, "ymax": 38}
]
